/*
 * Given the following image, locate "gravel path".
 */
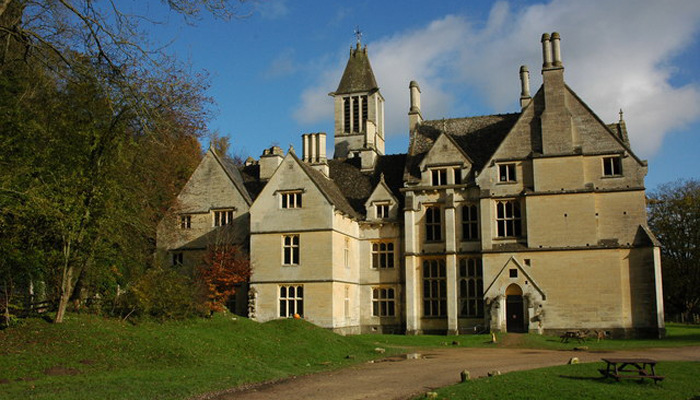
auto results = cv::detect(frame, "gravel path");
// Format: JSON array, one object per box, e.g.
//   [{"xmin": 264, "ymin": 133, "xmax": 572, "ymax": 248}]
[{"xmin": 200, "ymin": 346, "xmax": 700, "ymax": 400}]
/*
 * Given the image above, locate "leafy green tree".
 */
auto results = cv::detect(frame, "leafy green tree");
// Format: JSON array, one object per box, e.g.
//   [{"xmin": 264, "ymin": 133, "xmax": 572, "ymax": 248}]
[{"xmin": 648, "ymin": 179, "xmax": 700, "ymax": 321}]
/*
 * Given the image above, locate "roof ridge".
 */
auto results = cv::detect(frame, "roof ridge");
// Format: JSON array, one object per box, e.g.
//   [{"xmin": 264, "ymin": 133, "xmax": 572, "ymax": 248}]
[{"xmin": 424, "ymin": 112, "xmax": 521, "ymax": 123}]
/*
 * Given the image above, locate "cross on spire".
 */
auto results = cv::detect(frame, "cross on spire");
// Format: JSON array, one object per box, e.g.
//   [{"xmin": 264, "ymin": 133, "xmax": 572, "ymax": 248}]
[{"xmin": 354, "ymin": 26, "xmax": 362, "ymax": 47}]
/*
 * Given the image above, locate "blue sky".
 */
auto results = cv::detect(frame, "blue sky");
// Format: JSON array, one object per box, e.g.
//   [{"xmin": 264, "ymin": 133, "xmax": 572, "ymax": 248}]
[{"xmin": 126, "ymin": 0, "xmax": 700, "ymax": 190}]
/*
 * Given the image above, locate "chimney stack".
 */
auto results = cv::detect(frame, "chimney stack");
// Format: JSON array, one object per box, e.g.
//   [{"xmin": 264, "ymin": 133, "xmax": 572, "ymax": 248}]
[
  {"xmin": 408, "ymin": 80, "xmax": 423, "ymax": 131},
  {"xmin": 541, "ymin": 33, "xmax": 552, "ymax": 69},
  {"xmin": 519, "ymin": 65, "xmax": 531, "ymax": 108},
  {"xmin": 551, "ymin": 32, "xmax": 562, "ymax": 67},
  {"xmin": 302, "ymin": 132, "xmax": 329, "ymax": 175},
  {"xmin": 540, "ymin": 31, "xmax": 574, "ymax": 155},
  {"xmin": 259, "ymin": 146, "xmax": 284, "ymax": 180}
]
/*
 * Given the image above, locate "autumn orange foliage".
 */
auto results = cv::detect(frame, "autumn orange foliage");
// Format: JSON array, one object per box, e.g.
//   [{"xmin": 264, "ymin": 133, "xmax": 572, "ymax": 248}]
[{"xmin": 198, "ymin": 244, "xmax": 251, "ymax": 312}]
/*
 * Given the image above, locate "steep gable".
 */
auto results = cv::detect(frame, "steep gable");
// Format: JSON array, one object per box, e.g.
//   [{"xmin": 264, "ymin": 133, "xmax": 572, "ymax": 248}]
[
  {"xmin": 419, "ymin": 132, "xmax": 473, "ymax": 168},
  {"xmin": 174, "ymin": 148, "xmax": 252, "ymax": 213},
  {"xmin": 364, "ymin": 175, "xmax": 400, "ymax": 221},
  {"xmin": 250, "ymin": 151, "xmax": 361, "ymax": 230}
]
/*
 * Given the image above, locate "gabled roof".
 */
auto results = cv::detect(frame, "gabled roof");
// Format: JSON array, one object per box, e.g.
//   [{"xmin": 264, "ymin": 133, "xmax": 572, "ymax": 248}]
[
  {"xmin": 329, "ymin": 154, "xmax": 406, "ymax": 217},
  {"xmin": 405, "ymin": 113, "xmax": 520, "ymax": 181},
  {"xmin": 290, "ymin": 153, "xmax": 362, "ymax": 220},
  {"xmin": 210, "ymin": 149, "xmax": 253, "ymax": 205},
  {"xmin": 334, "ymin": 44, "xmax": 379, "ymax": 95}
]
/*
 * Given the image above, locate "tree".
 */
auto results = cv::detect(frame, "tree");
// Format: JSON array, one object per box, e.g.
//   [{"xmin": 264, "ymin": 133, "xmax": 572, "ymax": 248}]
[
  {"xmin": 0, "ymin": 16, "xmax": 211, "ymax": 322},
  {"xmin": 198, "ymin": 244, "xmax": 251, "ymax": 313},
  {"xmin": 647, "ymin": 179, "xmax": 700, "ymax": 322}
]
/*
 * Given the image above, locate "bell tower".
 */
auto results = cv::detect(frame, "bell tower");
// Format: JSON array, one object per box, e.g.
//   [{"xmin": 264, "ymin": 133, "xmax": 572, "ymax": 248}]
[{"xmin": 329, "ymin": 30, "xmax": 385, "ymax": 169}]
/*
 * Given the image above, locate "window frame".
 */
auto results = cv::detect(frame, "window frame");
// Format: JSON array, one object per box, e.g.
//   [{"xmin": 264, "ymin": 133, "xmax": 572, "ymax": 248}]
[
  {"xmin": 371, "ymin": 241, "xmax": 395, "ymax": 269},
  {"xmin": 279, "ymin": 285, "xmax": 304, "ymax": 318},
  {"xmin": 425, "ymin": 205, "xmax": 443, "ymax": 242},
  {"xmin": 423, "ymin": 259, "xmax": 447, "ymax": 317},
  {"xmin": 212, "ymin": 209, "xmax": 235, "ymax": 227},
  {"xmin": 498, "ymin": 163, "xmax": 517, "ymax": 183},
  {"xmin": 372, "ymin": 287, "xmax": 396, "ymax": 317},
  {"xmin": 172, "ymin": 252, "xmax": 184, "ymax": 267},
  {"xmin": 495, "ymin": 199, "xmax": 522, "ymax": 238},
  {"xmin": 282, "ymin": 234, "xmax": 300, "ymax": 266},
  {"xmin": 453, "ymin": 167, "xmax": 462, "ymax": 185},
  {"xmin": 461, "ymin": 204, "xmax": 479, "ymax": 241},
  {"xmin": 179, "ymin": 215, "xmax": 192, "ymax": 229},
  {"xmin": 375, "ymin": 202, "xmax": 390, "ymax": 219},
  {"xmin": 281, "ymin": 191, "xmax": 303, "ymax": 209},
  {"xmin": 430, "ymin": 168, "xmax": 448, "ymax": 186},
  {"xmin": 458, "ymin": 258, "xmax": 484, "ymax": 318},
  {"xmin": 602, "ymin": 156, "xmax": 622, "ymax": 177}
]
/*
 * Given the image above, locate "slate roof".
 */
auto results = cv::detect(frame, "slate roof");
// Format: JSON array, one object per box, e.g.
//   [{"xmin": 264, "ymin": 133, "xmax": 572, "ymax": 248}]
[
  {"xmin": 294, "ymin": 154, "xmax": 362, "ymax": 220},
  {"xmin": 211, "ymin": 149, "xmax": 253, "ymax": 205},
  {"xmin": 334, "ymin": 45, "xmax": 379, "ymax": 95},
  {"xmin": 405, "ymin": 113, "xmax": 521, "ymax": 181},
  {"xmin": 328, "ymin": 154, "xmax": 406, "ymax": 218},
  {"xmin": 238, "ymin": 163, "xmax": 266, "ymax": 201}
]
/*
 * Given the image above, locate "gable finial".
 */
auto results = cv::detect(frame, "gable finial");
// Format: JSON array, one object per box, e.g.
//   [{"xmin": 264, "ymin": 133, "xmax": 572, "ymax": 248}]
[
  {"xmin": 354, "ymin": 26, "xmax": 362, "ymax": 48},
  {"xmin": 288, "ymin": 144, "xmax": 295, "ymax": 155},
  {"xmin": 619, "ymin": 108, "xmax": 624, "ymax": 122}
]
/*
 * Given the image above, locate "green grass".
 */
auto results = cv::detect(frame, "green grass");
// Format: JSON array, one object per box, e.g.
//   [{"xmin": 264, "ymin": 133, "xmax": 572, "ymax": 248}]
[
  {"xmin": 0, "ymin": 314, "xmax": 401, "ymax": 400},
  {"xmin": 355, "ymin": 323, "xmax": 700, "ymax": 351},
  {"xmin": 417, "ymin": 361, "xmax": 700, "ymax": 400},
  {"xmin": 513, "ymin": 324, "xmax": 700, "ymax": 351},
  {"xmin": 0, "ymin": 316, "xmax": 698, "ymax": 400}
]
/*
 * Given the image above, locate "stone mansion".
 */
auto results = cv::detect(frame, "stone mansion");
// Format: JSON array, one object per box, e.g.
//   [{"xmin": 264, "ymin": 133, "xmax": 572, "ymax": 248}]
[{"xmin": 157, "ymin": 32, "xmax": 665, "ymax": 337}]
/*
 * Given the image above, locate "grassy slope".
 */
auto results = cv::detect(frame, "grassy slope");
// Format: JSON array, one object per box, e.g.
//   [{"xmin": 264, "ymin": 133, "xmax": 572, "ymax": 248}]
[
  {"xmin": 1, "ymin": 316, "xmax": 698, "ymax": 400},
  {"xmin": 0, "ymin": 314, "xmax": 399, "ymax": 400},
  {"xmin": 420, "ymin": 362, "xmax": 700, "ymax": 400}
]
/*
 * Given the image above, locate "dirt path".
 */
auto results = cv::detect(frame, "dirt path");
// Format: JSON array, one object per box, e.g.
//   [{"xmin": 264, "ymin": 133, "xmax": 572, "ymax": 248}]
[{"xmin": 200, "ymin": 346, "xmax": 700, "ymax": 400}]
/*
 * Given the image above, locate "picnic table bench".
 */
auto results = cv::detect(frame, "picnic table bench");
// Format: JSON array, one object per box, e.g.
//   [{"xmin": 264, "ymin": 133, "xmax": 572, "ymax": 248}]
[
  {"xmin": 560, "ymin": 330, "xmax": 587, "ymax": 343},
  {"xmin": 599, "ymin": 358, "xmax": 665, "ymax": 383}
]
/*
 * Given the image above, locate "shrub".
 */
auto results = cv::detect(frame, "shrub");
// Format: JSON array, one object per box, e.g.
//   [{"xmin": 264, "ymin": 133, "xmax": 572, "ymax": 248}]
[{"xmin": 125, "ymin": 267, "xmax": 208, "ymax": 320}]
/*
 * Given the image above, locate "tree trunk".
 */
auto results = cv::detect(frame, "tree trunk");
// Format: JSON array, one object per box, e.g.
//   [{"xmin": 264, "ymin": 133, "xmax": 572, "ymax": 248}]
[{"xmin": 55, "ymin": 265, "xmax": 75, "ymax": 323}]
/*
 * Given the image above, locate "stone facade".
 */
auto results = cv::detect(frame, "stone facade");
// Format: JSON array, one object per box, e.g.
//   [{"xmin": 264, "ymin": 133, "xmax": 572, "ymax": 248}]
[{"xmin": 157, "ymin": 32, "xmax": 665, "ymax": 338}]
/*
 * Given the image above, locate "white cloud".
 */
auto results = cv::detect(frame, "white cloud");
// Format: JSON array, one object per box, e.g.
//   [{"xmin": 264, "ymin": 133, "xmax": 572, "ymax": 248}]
[
  {"xmin": 294, "ymin": 0, "xmax": 700, "ymax": 157},
  {"xmin": 263, "ymin": 48, "xmax": 297, "ymax": 79}
]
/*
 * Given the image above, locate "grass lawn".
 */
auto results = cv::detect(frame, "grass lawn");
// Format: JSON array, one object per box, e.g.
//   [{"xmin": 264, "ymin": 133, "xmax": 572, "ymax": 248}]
[
  {"xmin": 355, "ymin": 323, "xmax": 700, "ymax": 351},
  {"xmin": 0, "ymin": 314, "xmax": 400, "ymax": 400},
  {"xmin": 417, "ymin": 361, "xmax": 700, "ymax": 400},
  {"xmin": 0, "ymin": 315, "xmax": 698, "ymax": 400}
]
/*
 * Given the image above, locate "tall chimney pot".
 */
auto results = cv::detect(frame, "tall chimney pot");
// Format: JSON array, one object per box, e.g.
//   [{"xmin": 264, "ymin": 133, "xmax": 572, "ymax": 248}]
[
  {"xmin": 551, "ymin": 32, "xmax": 562, "ymax": 67},
  {"xmin": 541, "ymin": 33, "xmax": 552, "ymax": 69}
]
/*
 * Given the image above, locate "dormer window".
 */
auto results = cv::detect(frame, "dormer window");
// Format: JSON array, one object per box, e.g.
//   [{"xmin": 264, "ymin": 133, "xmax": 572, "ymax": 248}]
[
  {"xmin": 602, "ymin": 156, "xmax": 622, "ymax": 177},
  {"xmin": 454, "ymin": 167, "xmax": 462, "ymax": 185},
  {"xmin": 281, "ymin": 191, "xmax": 302, "ymax": 209},
  {"xmin": 213, "ymin": 209, "xmax": 235, "ymax": 227},
  {"xmin": 376, "ymin": 203, "xmax": 390, "ymax": 219},
  {"xmin": 431, "ymin": 168, "xmax": 448, "ymax": 186},
  {"xmin": 498, "ymin": 163, "xmax": 516, "ymax": 183}
]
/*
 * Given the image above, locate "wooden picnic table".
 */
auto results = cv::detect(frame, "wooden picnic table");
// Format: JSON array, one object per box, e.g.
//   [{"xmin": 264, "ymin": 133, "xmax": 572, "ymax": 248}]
[
  {"xmin": 599, "ymin": 358, "xmax": 665, "ymax": 383},
  {"xmin": 560, "ymin": 330, "xmax": 586, "ymax": 343}
]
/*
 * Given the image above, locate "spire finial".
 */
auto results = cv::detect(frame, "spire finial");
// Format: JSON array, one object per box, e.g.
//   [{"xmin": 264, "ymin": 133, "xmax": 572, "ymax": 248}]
[
  {"xmin": 619, "ymin": 109, "xmax": 624, "ymax": 122},
  {"xmin": 354, "ymin": 26, "xmax": 362, "ymax": 48}
]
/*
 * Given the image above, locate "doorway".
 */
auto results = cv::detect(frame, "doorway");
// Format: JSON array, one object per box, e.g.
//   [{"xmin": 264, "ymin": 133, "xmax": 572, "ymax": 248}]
[{"xmin": 505, "ymin": 284, "xmax": 526, "ymax": 333}]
